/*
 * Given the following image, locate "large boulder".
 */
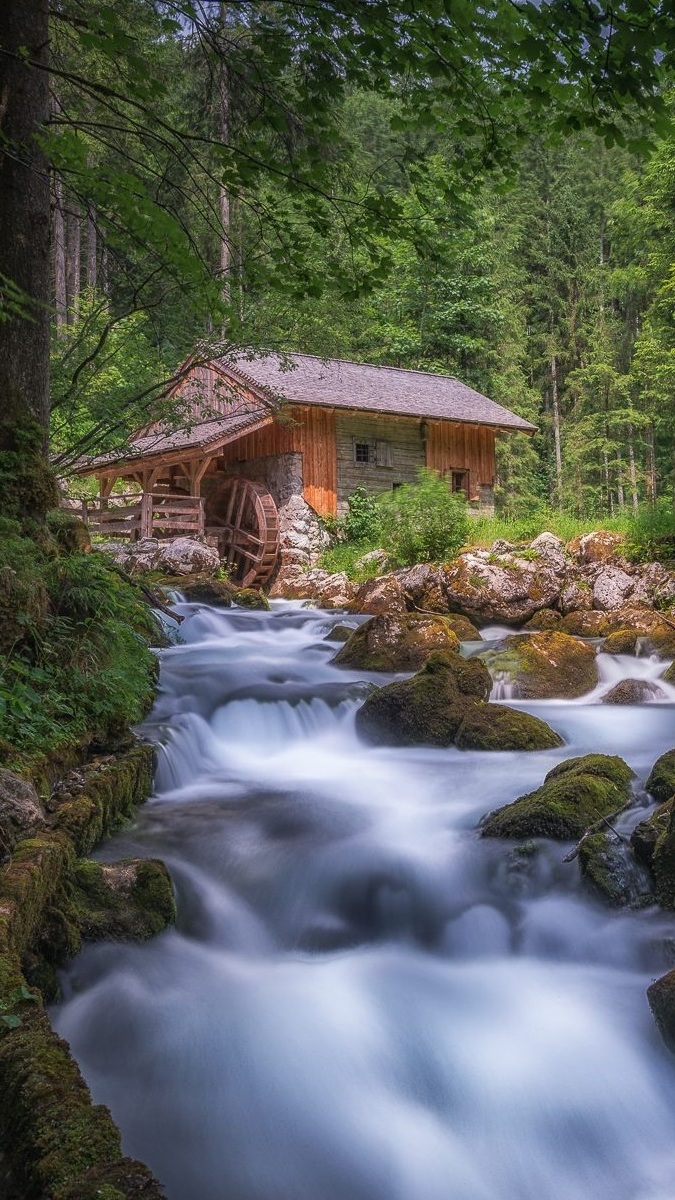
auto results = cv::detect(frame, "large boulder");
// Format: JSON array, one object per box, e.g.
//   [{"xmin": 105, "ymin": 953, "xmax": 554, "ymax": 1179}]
[
  {"xmin": 74, "ymin": 858, "xmax": 176, "ymax": 941},
  {"xmin": 567, "ymin": 530, "xmax": 626, "ymax": 564},
  {"xmin": 558, "ymin": 577, "xmax": 594, "ymax": 614},
  {"xmin": 0, "ymin": 770, "xmax": 46, "ymax": 856},
  {"xmin": 592, "ymin": 566, "xmax": 644, "ymax": 611},
  {"xmin": 442, "ymin": 550, "xmax": 561, "ymax": 625},
  {"xmin": 333, "ymin": 613, "xmax": 459, "ymax": 672},
  {"xmin": 347, "ymin": 574, "xmax": 408, "ymax": 615},
  {"xmin": 528, "ymin": 532, "xmax": 568, "ymax": 573},
  {"xmin": 558, "ymin": 610, "xmax": 612, "ymax": 638},
  {"xmin": 601, "ymin": 679, "xmax": 665, "ymax": 705},
  {"xmin": 648, "ymin": 969, "xmax": 675, "ymax": 1053},
  {"xmin": 578, "ymin": 832, "xmax": 654, "ymax": 908},
  {"xmin": 480, "ymin": 754, "xmax": 635, "ymax": 840},
  {"xmin": 485, "ymin": 631, "xmax": 599, "ymax": 699},
  {"xmin": 157, "ymin": 537, "xmax": 221, "ymax": 577},
  {"xmin": 646, "ymin": 750, "xmax": 675, "ymax": 805},
  {"xmin": 394, "ymin": 563, "xmax": 448, "ymax": 613},
  {"xmin": 354, "ymin": 651, "xmax": 562, "ymax": 751},
  {"xmin": 272, "ymin": 568, "xmax": 356, "ymax": 608}
]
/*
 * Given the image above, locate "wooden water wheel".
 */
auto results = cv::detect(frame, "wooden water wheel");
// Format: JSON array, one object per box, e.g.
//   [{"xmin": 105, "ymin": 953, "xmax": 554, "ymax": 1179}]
[{"xmin": 209, "ymin": 478, "xmax": 279, "ymax": 588}]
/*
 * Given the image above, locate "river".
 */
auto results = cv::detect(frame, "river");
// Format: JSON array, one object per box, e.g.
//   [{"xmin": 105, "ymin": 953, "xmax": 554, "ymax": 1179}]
[{"xmin": 53, "ymin": 600, "xmax": 675, "ymax": 1200}]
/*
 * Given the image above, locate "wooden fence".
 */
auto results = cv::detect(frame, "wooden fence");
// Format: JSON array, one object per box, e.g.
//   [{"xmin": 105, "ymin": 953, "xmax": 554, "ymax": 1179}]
[{"xmin": 81, "ymin": 493, "xmax": 205, "ymax": 540}]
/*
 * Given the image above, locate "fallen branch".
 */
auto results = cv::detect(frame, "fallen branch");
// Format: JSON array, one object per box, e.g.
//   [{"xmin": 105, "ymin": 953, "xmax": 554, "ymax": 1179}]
[
  {"xmin": 562, "ymin": 800, "xmax": 633, "ymax": 862},
  {"xmin": 110, "ymin": 564, "xmax": 184, "ymax": 624}
]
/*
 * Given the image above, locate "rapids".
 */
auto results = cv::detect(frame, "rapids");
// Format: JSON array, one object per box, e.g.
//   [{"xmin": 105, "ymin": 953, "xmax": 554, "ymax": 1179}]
[{"xmin": 52, "ymin": 602, "xmax": 675, "ymax": 1200}]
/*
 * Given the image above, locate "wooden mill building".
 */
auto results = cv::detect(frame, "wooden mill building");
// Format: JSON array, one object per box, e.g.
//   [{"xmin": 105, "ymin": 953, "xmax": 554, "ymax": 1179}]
[{"xmin": 73, "ymin": 352, "xmax": 535, "ymax": 587}]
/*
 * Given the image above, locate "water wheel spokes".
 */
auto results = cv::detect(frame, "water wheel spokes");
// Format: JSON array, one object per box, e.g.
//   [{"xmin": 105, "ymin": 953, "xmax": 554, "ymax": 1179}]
[{"xmin": 218, "ymin": 478, "xmax": 279, "ymax": 588}]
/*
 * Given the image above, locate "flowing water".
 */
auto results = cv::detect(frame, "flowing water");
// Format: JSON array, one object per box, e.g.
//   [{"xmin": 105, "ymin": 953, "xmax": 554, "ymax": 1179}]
[{"xmin": 52, "ymin": 602, "xmax": 675, "ymax": 1200}]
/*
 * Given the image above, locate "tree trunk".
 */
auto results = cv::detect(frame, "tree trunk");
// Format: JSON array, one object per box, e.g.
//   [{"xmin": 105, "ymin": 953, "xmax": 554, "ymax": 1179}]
[
  {"xmin": 66, "ymin": 201, "xmax": 81, "ymax": 319},
  {"xmin": 627, "ymin": 422, "xmax": 639, "ymax": 511},
  {"xmin": 603, "ymin": 448, "xmax": 614, "ymax": 516},
  {"xmin": 646, "ymin": 424, "xmax": 657, "ymax": 503},
  {"xmin": 218, "ymin": 2, "xmax": 231, "ymax": 312},
  {"xmin": 616, "ymin": 452, "xmax": 625, "ymax": 510},
  {"xmin": 550, "ymin": 354, "xmax": 563, "ymax": 506},
  {"xmin": 53, "ymin": 174, "xmax": 67, "ymax": 332},
  {"xmin": 0, "ymin": 0, "xmax": 57, "ymax": 519},
  {"xmin": 86, "ymin": 205, "xmax": 97, "ymax": 290}
]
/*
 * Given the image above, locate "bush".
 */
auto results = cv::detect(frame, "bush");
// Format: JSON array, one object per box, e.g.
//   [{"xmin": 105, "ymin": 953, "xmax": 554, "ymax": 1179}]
[
  {"xmin": 624, "ymin": 500, "xmax": 675, "ymax": 563},
  {"xmin": 378, "ymin": 470, "xmax": 469, "ymax": 566},
  {"xmin": 344, "ymin": 487, "xmax": 382, "ymax": 543}
]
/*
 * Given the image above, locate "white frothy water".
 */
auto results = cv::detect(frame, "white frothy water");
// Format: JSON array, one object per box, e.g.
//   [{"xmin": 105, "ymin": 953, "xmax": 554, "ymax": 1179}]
[{"xmin": 52, "ymin": 602, "xmax": 675, "ymax": 1200}]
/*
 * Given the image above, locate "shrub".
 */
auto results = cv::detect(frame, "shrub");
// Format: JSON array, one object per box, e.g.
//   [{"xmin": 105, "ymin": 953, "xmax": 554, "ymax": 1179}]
[
  {"xmin": 378, "ymin": 470, "xmax": 469, "ymax": 566},
  {"xmin": 624, "ymin": 500, "xmax": 675, "ymax": 563},
  {"xmin": 344, "ymin": 487, "xmax": 381, "ymax": 543}
]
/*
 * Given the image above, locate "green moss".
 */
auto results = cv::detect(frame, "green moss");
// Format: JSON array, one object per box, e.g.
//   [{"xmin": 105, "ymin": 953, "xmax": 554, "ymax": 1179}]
[
  {"xmin": 646, "ymin": 750, "xmax": 675, "ymax": 805},
  {"xmin": 481, "ymin": 754, "xmax": 634, "ymax": 840},
  {"xmin": 522, "ymin": 608, "xmax": 562, "ymax": 632},
  {"xmin": 55, "ymin": 746, "xmax": 155, "ymax": 856},
  {"xmin": 648, "ymin": 968, "xmax": 675, "ymax": 1054},
  {"xmin": 74, "ymin": 859, "xmax": 176, "ymax": 942},
  {"xmin": 334, "ymin": 614, "xmax": 460, "ymax": 672},
  {"xmin": 487, "ymin": 631, "xmax": 598, "ymax": 699},
  {"xmin": 603, "ymin": 628, "xmax": 639, "ymax": 655},
  {"xmin": 45, "ymin": 510, "xmax": 91, "ymax": 555},
  {"xmin": 578, "ymin": 831, "xmax": 653, "ymax": 908},
  {"xmin": 558, "ymin": 611, "xmax": 611, "ymax": 637},
  {"xmin": 455, "ymin": 703, "xmax": 563, "ymax": 751},
  {"xmin": 663, "ymin": 661, "xmax": 675, "ymax": 684},
  {"xmin": 232, "ymin": 587, "xmax": 270, "ymax": 610}
]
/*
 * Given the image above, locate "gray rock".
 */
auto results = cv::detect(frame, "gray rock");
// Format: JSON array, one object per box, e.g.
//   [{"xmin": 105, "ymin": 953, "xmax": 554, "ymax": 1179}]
[
  {"xmin": 601, "ymin": 679, "xmax": 665, "ymax": 705},
  {"xmin": 592, "ymin": 566, "xmax": 636, "ymax": 611},
  {"xmin": 0, "ymin": 769, "xmax": 46, "ymax": 855}
]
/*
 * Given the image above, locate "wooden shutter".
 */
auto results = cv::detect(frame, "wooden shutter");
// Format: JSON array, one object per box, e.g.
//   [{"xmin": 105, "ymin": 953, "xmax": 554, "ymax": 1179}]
[{"xmin": 375, "ymin": 440, "xmax": 393, "ymax": 468}]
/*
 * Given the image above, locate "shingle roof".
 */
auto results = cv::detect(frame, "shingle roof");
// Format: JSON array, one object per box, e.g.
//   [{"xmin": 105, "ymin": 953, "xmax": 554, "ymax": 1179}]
[
  {"xmin": 73, "ymin": 407, "xmax": 271, "ymax": 472},
  {"xmin": 227, "ymin": 352, "xmax": 536, "ymax": 432}
]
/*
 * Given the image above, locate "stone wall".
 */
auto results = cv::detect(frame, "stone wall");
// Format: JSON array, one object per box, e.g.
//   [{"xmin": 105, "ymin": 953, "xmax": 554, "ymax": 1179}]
[{"xmin": 225, "ymin": 453, "xmax": 329, "ymax": 569}]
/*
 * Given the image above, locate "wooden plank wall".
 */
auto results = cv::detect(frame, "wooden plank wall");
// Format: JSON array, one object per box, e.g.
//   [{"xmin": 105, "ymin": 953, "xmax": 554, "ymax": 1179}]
[
  {"xmin": 215, "ymin": 406, "xmax": 338, "ymax": 516},
  {"xmin": 425, "ymin": 421, "xmax": 495, "ymax": 501},
  {"xmin": 335, "ymin": 413, "xmax": 425, "ymax": 510}
]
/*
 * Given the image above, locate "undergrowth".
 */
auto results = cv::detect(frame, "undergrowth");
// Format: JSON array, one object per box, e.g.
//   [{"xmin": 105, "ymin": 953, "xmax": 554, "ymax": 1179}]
[
  {"xmin": 0, "ymin": 514, "xmax": 161, "ymax": 773},
  {"xmin": 318, "ymin": 486, "xmax": 675, "ymax": 578}
]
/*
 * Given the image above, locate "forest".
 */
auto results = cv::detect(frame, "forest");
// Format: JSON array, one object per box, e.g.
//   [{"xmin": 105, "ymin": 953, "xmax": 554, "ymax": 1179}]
[
  {"xmin": 6, "ymin": 7, "xmax": 675, "ymax": 1200},
  {"xmin": 27, "ymin": 1, "xmax": 675, "ymax": 523}
]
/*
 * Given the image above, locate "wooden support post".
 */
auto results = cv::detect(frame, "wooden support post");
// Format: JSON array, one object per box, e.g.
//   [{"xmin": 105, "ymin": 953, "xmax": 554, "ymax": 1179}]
[{"xmin": 140, "ymin": 492, "xmax": 153, "ymax": 539}]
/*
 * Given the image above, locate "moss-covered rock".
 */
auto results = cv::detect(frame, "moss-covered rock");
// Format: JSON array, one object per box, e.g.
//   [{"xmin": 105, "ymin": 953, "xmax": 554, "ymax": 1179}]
[
  {"xmin": 558, "ymin": 611, "xmax": 611, "ymax": 638},
  {"xmin": 521, "ymin": 608, "xmax": 562, "ymax": 632},
  {"xmin": 481, "ymin": 754, "xmax": 635, "ymax": 840},
  {"xmin": 324, "ymin": 622, "xmax": 358, "ymax": 643},
  {"xmin": 663, "ymin": 661, "xmax": 675, "ymax": 684},
  {"xmin": 601, "ymin": 679, "xmax": 665, "ymax": 705},
  {"xmin": 167, "ymin": 573, "xmax": 235, "ymax": 605},
  {"xmin": 602, "ymin": 628, "xmax": 639, "ymax": 655},
  {"xmin": 648, "ymin": 968, "xmax": 675, "ymax": 1054},
  {"xmin": 0, "ymin": 1005, "xmax": 164, "ymax": 1200},
  {"xmin": 232, "ymin": 587, "xmax": 270, "ymax": 610},
  {"xmin": 74, "ymin": 859, "xmax": 176, "ymax": 942},
  {"xmin": 54, "ymin": 745, "xmax": 155, "ymax": 856},
  {"xmin": 354, "ymin": 650, "xmax": 561, "ymax": 750},
  {"xmin": 485, "ymin": 631, "xmax": 599, "ymax": 699},
  {"xmin": 578, "ymin": 831, "xmax": 654, "ymax": 907},
  {"xmin": 454, "ymin": 704, "xmax": 563, "ymax": 751},
  {"xmin": 646, "ymin": 750, "xmax": 675, "ymax": 805},
  {"xmin": 630, "ymin": 803, "xmax": 671, "ymax": 868},
  {"xmin": 0, "ymin": 771, "xmax": 46, "ymax": 857},
  {"xmin": 439, "ymin": 613, "xmax": 482, "ymax": 641},
  {"xmin": 334, "ymin": 613, "xmax": 460, "ymax": 672}
]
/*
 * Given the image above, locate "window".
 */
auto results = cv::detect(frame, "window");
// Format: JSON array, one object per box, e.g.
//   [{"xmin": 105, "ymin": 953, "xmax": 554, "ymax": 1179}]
[
  {"xmin": 354, "ymin": 442, "xmax": 371, "ymax": 464},
  {"xmin": 451, "ymin": 470, "xmax": 468, "ymax": 496}
]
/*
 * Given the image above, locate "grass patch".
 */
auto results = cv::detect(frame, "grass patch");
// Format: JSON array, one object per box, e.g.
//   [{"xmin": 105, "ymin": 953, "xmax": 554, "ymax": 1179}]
[{"xmin": 318, "ymin": 540, "xmax": 383, "ymax": 581}]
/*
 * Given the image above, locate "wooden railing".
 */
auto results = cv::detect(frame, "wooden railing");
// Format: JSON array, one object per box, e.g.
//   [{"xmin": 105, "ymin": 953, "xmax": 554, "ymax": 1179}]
[{"xmin": 81, "ymin": 493, "xmax": 205, "ymax": 539}]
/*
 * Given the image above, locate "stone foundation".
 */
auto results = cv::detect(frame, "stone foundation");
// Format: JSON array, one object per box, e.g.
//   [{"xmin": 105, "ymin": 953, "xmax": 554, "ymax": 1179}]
[{"xmin": 224, "ymin": 453, "xmax": 329, "ymax": 569}]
